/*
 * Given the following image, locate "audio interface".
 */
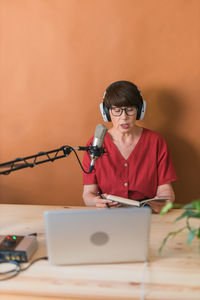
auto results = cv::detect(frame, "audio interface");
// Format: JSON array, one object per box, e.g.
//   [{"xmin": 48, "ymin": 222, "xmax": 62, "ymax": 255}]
[{"xmin": 0, "ymin": 235, "xmax": 38, "ymax": 262}]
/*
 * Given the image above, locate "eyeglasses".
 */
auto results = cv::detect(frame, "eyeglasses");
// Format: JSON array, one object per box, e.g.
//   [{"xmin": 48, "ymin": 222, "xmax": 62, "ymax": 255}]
[{"xmin": 110, "ymin": 106, "xmax": 137, "ymax": 117}]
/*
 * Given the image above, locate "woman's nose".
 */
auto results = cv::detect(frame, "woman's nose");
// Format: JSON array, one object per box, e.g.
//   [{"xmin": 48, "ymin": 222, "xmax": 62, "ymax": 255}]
[{"xmin": 121, "ymin": 110, "xmax": 128, "ymax": 118}]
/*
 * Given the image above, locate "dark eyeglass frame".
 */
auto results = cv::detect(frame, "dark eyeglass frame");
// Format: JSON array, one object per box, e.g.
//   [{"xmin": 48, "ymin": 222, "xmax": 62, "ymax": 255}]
[{"xmin": 110, "ymin": 106, "xmax": 137, "ymax": 117}]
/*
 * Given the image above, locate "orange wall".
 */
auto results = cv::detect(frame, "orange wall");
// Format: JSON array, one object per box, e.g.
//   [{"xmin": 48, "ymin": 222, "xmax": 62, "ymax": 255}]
[{"xmin": 0, "ymin": 0, "xmax": 200, "ymax": 205}]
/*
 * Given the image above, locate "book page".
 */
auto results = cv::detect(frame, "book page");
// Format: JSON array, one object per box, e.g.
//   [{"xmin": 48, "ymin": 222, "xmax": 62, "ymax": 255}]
[
  {"xmin": 140, "ymin": 198, "xmax": 169, "ymax": 204},
  {"xmin": 107, "ymin": 195, "xmax": 169, "ymax": 207},
  {"xmin": 107, "ymin": 195, "xmax": 140, "ymax": 206}
]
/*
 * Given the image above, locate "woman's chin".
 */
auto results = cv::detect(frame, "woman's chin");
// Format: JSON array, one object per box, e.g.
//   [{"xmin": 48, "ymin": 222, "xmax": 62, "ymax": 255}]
[{"xmin": 118, "ymin": 127, "xmax": 131, "ymax": 134}]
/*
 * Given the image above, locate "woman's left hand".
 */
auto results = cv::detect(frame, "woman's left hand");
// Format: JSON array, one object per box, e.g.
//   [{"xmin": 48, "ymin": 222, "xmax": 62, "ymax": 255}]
[
  {"xmin": 148, "ymin": 199, "xmax": 170, "ymax": 213},
  {"xmin": 150, "ymin": 183, "xmax": 175, "ymax": 213}
]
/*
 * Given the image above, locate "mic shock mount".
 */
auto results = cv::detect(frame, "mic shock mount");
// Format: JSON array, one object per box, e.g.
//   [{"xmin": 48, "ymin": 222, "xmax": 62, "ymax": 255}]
[{"xmin": 89, "ymin": 143, "xmax": 106, "ymax": 158}]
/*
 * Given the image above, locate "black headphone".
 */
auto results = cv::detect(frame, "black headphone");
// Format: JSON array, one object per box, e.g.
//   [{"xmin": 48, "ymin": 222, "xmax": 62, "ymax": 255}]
[{"xmin": 100, "ymin": 81, "xmax": 146, "ymax": 122}]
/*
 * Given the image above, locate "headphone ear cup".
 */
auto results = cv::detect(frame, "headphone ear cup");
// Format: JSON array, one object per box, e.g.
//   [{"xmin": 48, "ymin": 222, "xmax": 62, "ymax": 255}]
[
  {"xmin": 99, "ymin": 103, "xmax": 111, "ymax": 122},
  {"xmin": 138, "ymin": 100, "xmax": 146, "ymax": 120}
]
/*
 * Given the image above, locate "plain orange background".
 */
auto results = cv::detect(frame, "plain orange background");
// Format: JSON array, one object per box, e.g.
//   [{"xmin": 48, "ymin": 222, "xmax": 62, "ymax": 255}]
[{"xmin": 0, "ymin": 0, "xmax": 200, "ymax": 205}]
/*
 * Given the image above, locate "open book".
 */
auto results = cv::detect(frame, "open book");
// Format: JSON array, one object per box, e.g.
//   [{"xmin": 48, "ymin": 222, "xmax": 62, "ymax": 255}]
[{"xmin": 107, "ymin": 194, "xmax": 169, "ymax": 207}]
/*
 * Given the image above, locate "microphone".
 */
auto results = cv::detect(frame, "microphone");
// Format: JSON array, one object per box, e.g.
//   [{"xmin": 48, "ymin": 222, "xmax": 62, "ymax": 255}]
[{"xmin": 89, "ymin": 124, "xmax": 107, "ymax": 172}]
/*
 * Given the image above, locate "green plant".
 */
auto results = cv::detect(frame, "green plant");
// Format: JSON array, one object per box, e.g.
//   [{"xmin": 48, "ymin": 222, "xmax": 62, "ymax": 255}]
[{"xmin": 159, "ymin": 199, "xmax": 200, "ymax": 253}]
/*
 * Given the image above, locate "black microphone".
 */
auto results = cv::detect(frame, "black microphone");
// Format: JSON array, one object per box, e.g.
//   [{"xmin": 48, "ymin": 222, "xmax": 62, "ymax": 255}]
[{"xmin": 89, "ymin": 124, "xmax": 107, "ymax": 172}]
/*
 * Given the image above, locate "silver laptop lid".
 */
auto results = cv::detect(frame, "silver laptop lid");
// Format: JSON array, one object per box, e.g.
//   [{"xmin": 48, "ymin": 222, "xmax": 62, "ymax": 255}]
[{"xmin": 44, "ymin": 207, "xmax": 151, "ymax": 265}]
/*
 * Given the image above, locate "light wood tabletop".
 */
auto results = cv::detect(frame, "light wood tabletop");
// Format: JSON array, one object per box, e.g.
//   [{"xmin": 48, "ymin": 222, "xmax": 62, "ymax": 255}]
[{"xmin": 0, "ymin": 204, "xmax": 200, "ymax": 300}]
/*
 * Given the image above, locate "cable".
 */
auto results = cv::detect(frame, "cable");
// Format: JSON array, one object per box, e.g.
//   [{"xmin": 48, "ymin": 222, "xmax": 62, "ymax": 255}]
[
  {"xmin": 20, "ymin": 256, "xmax": 48, "ymax": 272},
  {"xmin": 0, "ymin": 260, "xmax": 21, "ymax": 281},
  {"xmin": 70, "ymin": 147, "xmax": 92, "ymax": 174},
  {"xmin": 0, "ymin": 257, "xmax": 48, "ymax": 281}
]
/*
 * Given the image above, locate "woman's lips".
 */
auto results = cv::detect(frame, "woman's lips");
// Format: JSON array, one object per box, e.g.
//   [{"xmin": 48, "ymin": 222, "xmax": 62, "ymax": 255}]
[{"xmin": 120, "ymin": 124, "xmax": 129, "ymax": 129}]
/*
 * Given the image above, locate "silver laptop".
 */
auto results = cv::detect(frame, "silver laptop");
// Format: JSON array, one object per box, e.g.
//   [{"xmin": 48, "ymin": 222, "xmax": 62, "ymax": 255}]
[{"xmin": 44, "ymin": 207, "xmax": 151, "ymax": 265}]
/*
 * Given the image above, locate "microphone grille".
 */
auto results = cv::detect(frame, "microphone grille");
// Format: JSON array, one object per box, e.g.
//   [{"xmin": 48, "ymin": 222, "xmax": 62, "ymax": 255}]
[{"xmin": 94, "ymin": 124, "xmax": 107, "ymax": 139}]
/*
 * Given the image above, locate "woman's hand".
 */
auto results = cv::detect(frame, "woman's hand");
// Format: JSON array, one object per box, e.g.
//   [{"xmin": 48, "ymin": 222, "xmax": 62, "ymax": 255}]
[
  {"xmin": 148, "ymin": 198, "xmax": 170, "ymax": 213},
  {"xmin": 149, "ymin": 183, "xmax": 175, "ymax": 213},
  {"xmin": 95, "ymin": 193, "xmax": 121, "ymax": 209},
  {"xmin": 83, "ymin": 184, "xmax": 121, "ymax": 208}
]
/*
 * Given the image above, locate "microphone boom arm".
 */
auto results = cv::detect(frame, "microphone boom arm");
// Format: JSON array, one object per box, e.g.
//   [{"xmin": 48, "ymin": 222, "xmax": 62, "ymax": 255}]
[{"xmin": 0, "ymin": 145, "xmax": 90, "ymax": 175}]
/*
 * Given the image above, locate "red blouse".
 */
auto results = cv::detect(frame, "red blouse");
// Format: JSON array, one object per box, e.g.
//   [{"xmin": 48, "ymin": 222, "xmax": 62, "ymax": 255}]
[{"xmin": 82, "ymin": 128, "xmax": 178, "ymax": 200}]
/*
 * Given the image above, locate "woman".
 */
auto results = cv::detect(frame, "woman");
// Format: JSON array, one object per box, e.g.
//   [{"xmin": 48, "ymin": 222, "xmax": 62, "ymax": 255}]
[{"xmin": 82, "ymin": 81, "xmax": 178, "ymax": 213}]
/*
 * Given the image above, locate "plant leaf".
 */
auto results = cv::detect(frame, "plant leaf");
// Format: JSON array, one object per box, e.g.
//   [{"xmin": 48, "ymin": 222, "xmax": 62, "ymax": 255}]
[
  {"xmin": 183, "ymin": 199, "xmax": 200, "ymax": 212},
  {"xmin": 159, "ymin": 199, "xmax": 200, "ymax": 252},
  {"xmin": 160, "ymin": 202, "xmax": 173, "ymax": 215},
  {"xmin": 183, "ymin": 203, "xmax": 194, "ymax": 209},
  {"xmin": 187, "ymin": 228, "xmax": 197, "ymax": 245},
  {"xmin": 175, "ymin": 210, "xmax": 200, "ymax": 222},
  {"xmin": 159, "ymin": 227, "xmax": 186, "ymax": 253},
  {"xmin": 192, "ymin": 200, "xmax": 200, "ymax": 212}
]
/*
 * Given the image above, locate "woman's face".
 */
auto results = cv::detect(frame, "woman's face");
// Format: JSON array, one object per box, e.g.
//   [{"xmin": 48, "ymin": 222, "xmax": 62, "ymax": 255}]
[{"xmin": 109, "ymin": 106, "xmax": 138, "ymax": 133}]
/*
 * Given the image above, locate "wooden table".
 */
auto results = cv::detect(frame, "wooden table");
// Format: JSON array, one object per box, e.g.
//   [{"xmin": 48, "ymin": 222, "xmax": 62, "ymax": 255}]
[{"xmin": 0, "ymin": 204, "xmax": 199, "ymax": 300}]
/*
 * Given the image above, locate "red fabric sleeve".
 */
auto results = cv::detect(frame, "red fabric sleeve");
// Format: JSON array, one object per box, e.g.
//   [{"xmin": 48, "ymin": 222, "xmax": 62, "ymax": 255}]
[{"xmin": 157, "ymin": 135, "xmax": 178, "ymax": 186}]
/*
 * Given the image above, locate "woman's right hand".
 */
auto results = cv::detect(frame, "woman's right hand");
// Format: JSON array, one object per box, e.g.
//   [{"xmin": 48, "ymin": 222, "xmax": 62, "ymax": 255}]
[
  {"xmin": 83, "ymin": 184, "xmax": 121, "ymax": 208},
  {"xmin": 95, "ymin": 194, "xmax": 121, "ymax": 209}
]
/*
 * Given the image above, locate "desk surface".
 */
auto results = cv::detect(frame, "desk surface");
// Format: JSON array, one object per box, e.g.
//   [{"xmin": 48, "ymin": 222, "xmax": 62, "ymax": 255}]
[{"xmin": 0, "ymin": 204, "xmax": 199, "ymax": 300}]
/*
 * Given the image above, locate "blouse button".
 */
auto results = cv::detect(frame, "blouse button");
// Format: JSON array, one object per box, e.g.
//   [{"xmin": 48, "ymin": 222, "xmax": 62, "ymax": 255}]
[
  {"xmin": 124, "ymin": 163, "xmax": 128, "ymax": 167},
  {"xmin": 124, "ymin": 182, "xmax": 128, "ymax": 187}
]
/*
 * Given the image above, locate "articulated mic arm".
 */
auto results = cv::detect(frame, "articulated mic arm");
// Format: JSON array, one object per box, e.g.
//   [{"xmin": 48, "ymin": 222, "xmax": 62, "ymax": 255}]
[{"xmin": 0, "ymin": 145, "xmax": 92, "ymax": 175}]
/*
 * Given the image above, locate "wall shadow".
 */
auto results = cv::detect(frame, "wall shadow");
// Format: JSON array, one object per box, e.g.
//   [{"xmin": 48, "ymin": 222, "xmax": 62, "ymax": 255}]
[{"xmin": 142, "ymin": 88, "xmax": 200, "ymax": 204}]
